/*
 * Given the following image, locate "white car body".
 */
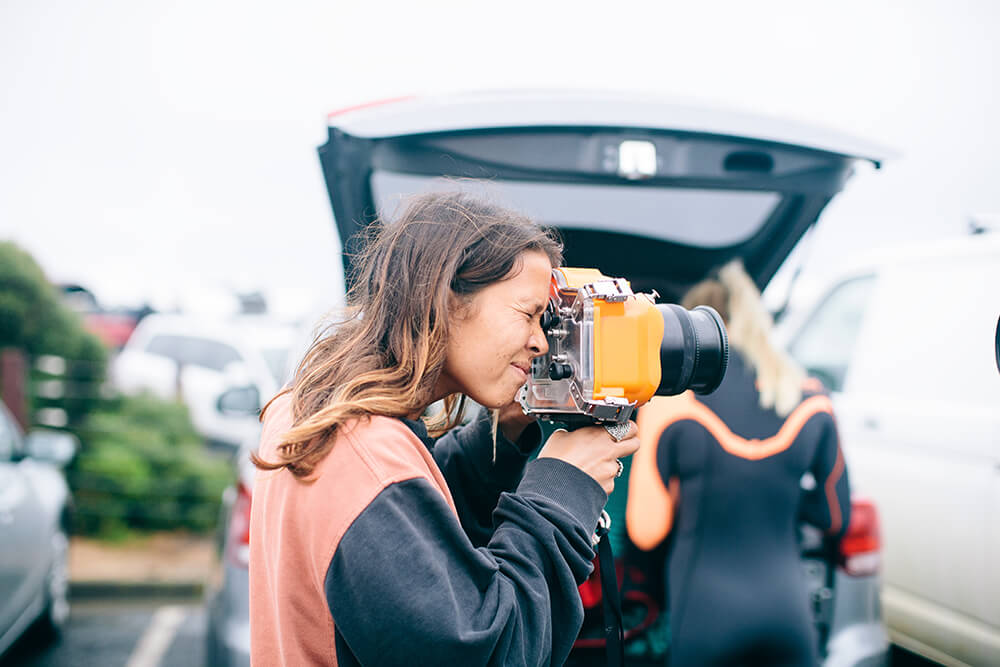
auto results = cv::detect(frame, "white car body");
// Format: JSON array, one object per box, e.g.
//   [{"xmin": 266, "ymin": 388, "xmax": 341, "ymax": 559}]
[
  {"xmin": 0, "ymin": 402, "xmax": 72, "ymax": 659},
  {"xmin": 784, "ymin": 232, "xmax": 1000, "ymax": 665},
  {"xmin": 110, "ymin": 314, "xmax": 294, "ymax": 449}
]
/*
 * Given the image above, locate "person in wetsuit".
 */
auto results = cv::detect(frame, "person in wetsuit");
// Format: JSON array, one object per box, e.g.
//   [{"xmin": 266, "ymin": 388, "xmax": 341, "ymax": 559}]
[{"xmin": 626, "ymin": 260, "xmax": 851, "ymax": 667}]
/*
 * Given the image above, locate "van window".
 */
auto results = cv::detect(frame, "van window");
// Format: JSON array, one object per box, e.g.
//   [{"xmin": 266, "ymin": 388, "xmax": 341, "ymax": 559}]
[
  {"xmin": 787, "ymin": 276, "xmax": 876, "ymax": 392},
  {"xmin": 260, "ymin": 348, "xmax": 289, "ymax": 385},
  {"xmin": 145, "ymin": 334, "xmax": 185, "ymax": 362},
  {"xmin": 145, "ymin": 335, "xmax": 243, "ymax": 372}
]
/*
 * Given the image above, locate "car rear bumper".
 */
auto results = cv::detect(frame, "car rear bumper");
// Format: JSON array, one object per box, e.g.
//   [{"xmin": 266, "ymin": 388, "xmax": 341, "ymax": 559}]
[
  {"xmin": 205, "ymin": 563, "xmax": 251, "ymax": 667},
  {"xmin": 205, "ymin": 599, "xmax": 250, "ymax": 667},
  {"xmin": 825, "ymin": 621, "xmax": 890, "ymax": 667},
  {"xmin": 824, "ymin": 571, "xmax": 890, "ymax": 667}
]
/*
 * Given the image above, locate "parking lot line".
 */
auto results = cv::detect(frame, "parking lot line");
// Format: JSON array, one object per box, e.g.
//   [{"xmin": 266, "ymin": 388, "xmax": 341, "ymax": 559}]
[{"xmin": 125, "ymin": 605, "xmax": 187, "ymax": 667}]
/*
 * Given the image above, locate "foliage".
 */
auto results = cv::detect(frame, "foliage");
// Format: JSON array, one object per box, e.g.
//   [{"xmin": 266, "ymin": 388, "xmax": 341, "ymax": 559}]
[
  {"xmin": 68, "ymin": 393, "xmax": 234, "ymax": 539},
  {"xmin": 0, "ymin": 241, "xmax": 107, "ymax": 425},
  {"xmin": 1, "ymin": 243, "xmax": 230, "ymax": 540}
]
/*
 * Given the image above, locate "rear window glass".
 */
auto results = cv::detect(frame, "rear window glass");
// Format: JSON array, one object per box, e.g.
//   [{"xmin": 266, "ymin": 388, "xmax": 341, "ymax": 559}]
[
  {"xmin": 371, "ymin": 171, "xmax": 781, "ymax": 248},
  {"xmin": 260, "ymin": 348, "xmax": 289, "ymax": 384},
  {"xmin": 145, "ymin": 335, "xmax": 243, "ymax": 372}
]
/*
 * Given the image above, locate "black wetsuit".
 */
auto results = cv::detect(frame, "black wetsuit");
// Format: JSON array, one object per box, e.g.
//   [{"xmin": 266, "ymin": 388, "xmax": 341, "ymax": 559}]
[{"xmin": 627, "ymin": 352, "xmax": 851, "ymax": 667}]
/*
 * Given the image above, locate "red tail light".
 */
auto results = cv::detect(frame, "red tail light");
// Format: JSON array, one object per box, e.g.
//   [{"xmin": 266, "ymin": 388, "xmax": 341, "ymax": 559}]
[
  {"xmin": 226, "ymin": 482, "xmax": 252, "ymax": 568},
  {"xmin": 326, "ymin": 96, "xmax": 415, "ymax": 119},
  {"xmin": 840, "ymin": 496, "xmax": 880, "ymax": 576}
]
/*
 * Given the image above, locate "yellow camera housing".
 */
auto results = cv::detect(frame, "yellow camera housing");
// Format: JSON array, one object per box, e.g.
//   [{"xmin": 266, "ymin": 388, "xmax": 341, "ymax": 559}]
[
  {"xmin": 518, "ymin": 267, "xmax": 664, "ymax": 425},
  {"xmin": 558, "ymin": 269, "xmax": 663, "ymax": 402}
]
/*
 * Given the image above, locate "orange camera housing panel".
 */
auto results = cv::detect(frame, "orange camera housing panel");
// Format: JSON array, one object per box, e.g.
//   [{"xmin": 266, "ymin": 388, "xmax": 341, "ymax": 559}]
[{"xmin": 552, "ymin": 268, "xmax": 663, "ymax": 405}]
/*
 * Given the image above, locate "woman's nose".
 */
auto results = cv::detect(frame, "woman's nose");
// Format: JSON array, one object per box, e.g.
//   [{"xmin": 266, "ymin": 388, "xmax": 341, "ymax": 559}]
[{"xmin": 528, "ymin": 323, "xmax": 549, "ymax": 356}]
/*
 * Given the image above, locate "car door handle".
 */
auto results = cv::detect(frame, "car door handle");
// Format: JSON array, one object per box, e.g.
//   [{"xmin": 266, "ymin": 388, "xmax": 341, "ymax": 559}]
[{"xmin": 862, "ymin": 416, "xmax": 880, "ymax": 430}]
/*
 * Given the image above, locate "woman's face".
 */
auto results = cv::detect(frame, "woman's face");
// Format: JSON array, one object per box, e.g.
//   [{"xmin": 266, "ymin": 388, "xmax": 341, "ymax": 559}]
[{"xmin": 438, "ymin": 250, "xmax": 552, "ymax": 409}]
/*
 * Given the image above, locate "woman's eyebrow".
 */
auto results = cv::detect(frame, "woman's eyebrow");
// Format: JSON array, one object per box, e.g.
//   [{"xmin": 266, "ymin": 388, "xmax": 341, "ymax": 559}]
[{"xmin": 524, "ymin": 300, "xmax": 546, "ymax": 315}]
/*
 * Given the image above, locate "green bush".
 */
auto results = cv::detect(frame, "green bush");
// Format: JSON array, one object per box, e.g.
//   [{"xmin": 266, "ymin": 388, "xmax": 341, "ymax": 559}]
[
  {"xmin": 0, "ymin": 242, "xmax": 231, "ymax": 539},
  {"xmin": 68, "ymin": 393, "xmax": 234, "ymax": 539},
  {"xmin": 0, "ymin": 241, "xmax": 107, "ymax": 426}
]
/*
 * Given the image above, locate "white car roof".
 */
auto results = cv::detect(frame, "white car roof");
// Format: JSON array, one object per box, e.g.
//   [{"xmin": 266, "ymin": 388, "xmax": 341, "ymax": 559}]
[
  {"xmin": 838, "ymin": 231, "xmax": 1000, "ymax": 276},
  {"xmin": 327, "ymin": 90, "xmax": 896, "ymax": 165}
]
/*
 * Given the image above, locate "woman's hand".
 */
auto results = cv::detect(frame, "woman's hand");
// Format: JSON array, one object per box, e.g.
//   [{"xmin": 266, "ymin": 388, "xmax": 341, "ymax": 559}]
[
  {"xmin": 537, "ymin": 422, "xmax": 640, "ymax": 495},
  {"xmin": 496, "ymin": 400, "xmax": 536, "ymax": 443}
]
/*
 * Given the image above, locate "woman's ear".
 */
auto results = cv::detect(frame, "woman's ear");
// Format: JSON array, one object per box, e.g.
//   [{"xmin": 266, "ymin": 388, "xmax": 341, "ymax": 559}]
[{"xmin": 447, "ymin": 289, "xmax": 478, "ymax": 323}]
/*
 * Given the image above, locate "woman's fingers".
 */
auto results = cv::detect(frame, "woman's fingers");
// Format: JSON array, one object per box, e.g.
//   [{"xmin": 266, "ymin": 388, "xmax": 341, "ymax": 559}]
[
  {"xmin": 537, "ymin": 421, "xmax": 640, "ymax": 494},
  {"xmin": 613, "ymin": 422, "xmax": 640, "ymax": 454}
]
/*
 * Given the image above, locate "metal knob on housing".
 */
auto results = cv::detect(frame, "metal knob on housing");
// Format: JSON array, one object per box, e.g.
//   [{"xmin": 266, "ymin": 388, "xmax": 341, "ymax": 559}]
[{"xmin": 548, "ymin": 362, "xmax": 573, "ymax": 380}]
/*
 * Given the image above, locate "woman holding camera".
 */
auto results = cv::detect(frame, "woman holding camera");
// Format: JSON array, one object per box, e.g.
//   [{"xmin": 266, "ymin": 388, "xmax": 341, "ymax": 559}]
[{"xmin": 249, "ymin": 192, "xmax": 639, "ymax": 666}]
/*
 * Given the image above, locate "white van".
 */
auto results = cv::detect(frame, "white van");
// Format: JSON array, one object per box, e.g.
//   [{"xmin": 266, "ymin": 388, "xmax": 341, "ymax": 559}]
[
  {"xmin": 783, "ymin": 231, "xmax": 1000, "ymax": 665},
  {"xmin": 111, "ymin": 314, "xmax": 295, "ymax": 449}
]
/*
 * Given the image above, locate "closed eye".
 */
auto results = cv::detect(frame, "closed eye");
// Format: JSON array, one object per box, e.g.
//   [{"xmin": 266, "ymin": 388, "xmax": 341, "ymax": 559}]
[{"xmin": 524, "ymin": 301, "xmax": 546, "ymax": 318}]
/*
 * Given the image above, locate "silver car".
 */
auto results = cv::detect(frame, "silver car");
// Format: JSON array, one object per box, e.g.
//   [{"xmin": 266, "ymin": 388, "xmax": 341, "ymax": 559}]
[
  {"xmin": 205, "ymin": 429, "xmax": 255, "ymax": 667},
  {"xmin": 205, "ymin": 90, "xmax": 893, "ymax": 666},
  {"xmin": 0, "ymin": 399, "xmax": 76, "ymax": 659}
]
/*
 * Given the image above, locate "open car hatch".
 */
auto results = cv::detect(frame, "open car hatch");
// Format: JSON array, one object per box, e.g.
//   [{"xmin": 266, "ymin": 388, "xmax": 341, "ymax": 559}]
[{"xmin": 318, "ymin": 91, "xmax": 892, "ymax": 298}]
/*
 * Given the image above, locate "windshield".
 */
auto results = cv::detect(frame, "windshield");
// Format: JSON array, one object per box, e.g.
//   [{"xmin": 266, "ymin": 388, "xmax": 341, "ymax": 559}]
[
  {"xmin": 371, "ymin": 171, "xmax": 781, "ymax": 248},
  {"xmin": 260, "ymin": 347, "xmax": 290, "ymax": 385}
]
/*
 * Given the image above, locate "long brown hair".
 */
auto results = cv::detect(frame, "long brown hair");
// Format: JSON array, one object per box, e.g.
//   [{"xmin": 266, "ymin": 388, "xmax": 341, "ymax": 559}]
[{"xmin": 252, "ymin": 191, "xmax": 562, "ymax": 477}]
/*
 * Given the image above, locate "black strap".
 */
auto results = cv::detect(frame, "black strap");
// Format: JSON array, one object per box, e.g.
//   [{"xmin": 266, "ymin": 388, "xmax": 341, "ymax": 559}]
[{"xmin": 595, "ymin": 523, "xmax": 624, "ymax": 667}]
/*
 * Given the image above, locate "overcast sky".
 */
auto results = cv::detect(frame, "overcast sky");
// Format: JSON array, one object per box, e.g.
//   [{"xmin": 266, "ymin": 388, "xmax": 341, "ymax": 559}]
[{"xmin": 1, "ymin": 0, "xmax": 997, "ymax": 319}]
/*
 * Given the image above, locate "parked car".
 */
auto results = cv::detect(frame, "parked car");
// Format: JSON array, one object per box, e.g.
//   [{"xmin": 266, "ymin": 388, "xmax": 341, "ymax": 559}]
[
  {"xmin": 110, "ymin": 314, "xmax": 295, "ymax": 449},
  {"xmin": 0, "ymin": 400, "xmax": 76, "ymax": 659},
  {"xmin": 206, "ymin": 428, "xmax": 256, "ymax": 667},
  {"xmin": 783, "ymin": 232, "xmax": 1000, "ymax": 665},
  {"xmin": 206, "ymin": 90, "xmax": 894, "ymax": 666},
  {"xmin": 800, "ymin": 498, "xmax": 886, "ymax": 667},
  {"xmin": 58, "ymin": 283, "xmax": 145, "ymax": 350}
]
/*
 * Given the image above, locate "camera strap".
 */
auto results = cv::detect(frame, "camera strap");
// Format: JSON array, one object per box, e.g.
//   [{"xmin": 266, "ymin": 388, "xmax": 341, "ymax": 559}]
[{"xmin": 594, "ymin": 519, "xmax": 624, "ymax": 667}]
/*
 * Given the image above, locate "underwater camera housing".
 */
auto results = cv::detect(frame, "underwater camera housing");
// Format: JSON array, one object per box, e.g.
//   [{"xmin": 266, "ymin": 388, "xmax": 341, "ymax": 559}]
[{"xmin": 518, "ymin": 268, "xmax": 730, "ymax": 427}]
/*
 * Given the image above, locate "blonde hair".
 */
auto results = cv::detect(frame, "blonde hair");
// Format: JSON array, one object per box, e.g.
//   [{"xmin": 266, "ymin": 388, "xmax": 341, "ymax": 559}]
[{"xmin": 683, "ymin": 260, "xmax": 806, "ymax": 417}]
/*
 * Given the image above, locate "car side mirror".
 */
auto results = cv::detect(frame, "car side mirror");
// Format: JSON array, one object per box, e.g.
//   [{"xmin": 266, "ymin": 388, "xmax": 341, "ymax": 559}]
[
  {"xmin": 25, "ymin": 430, "xmax": 79, "ymax": 467},
  {"xmin": 217, "ymin": 385, "xmax": 261, "ymax": 417},
  {"xmin": 995, "ymin": 315, "xmax": 999, "ymax": 376}
]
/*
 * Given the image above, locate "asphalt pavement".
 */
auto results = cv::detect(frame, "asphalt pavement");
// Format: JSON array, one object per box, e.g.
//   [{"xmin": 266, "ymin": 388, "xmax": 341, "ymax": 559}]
[
  {"xmin": 1, "ymin": 597, "xmax": 940, "ymax": 667},
  {"xmin": 3, "ymin": 599, "xmax": 204, "ymax": 667}
]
